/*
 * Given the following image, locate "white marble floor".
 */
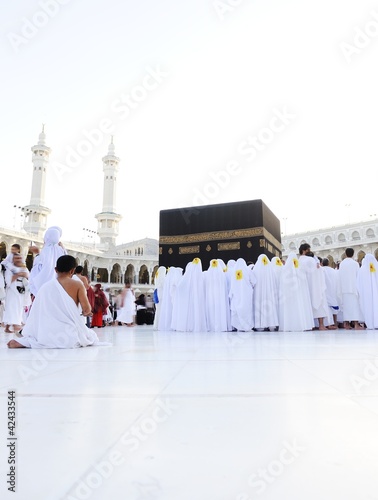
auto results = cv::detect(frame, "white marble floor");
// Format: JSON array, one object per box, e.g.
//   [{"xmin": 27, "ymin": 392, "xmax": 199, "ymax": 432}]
[{"xmin": 1, "ymin": 326, "xmax": 378, "ymax": 500}]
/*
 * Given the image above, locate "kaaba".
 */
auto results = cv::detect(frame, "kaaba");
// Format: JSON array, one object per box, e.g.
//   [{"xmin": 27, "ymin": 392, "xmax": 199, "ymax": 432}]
[{"xmin": 159, "ymin": 199, "xmax": 282, "ymax": 268}]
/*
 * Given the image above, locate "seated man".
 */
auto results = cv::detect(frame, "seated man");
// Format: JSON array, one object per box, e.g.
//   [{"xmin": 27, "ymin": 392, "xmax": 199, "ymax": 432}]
[{"xmin": 8, "ymin": 255, "xmax": 110, "ymax": 348}]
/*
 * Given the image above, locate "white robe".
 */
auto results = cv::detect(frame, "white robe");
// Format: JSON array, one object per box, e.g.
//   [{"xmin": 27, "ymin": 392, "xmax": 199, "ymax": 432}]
[
  {"xmin": 158, "ymin": 267, "xmax": 183, "ymax": 331},
  {"xmin": 16, "ymin": 278, "xmax": 109, "ymax": 348},
  {"xmin": 171, "ymin": 260, "xmax": 207, "ymax": 332},
  {"xmin": 338, "ymin": 257, "xmax": 363, "ymax": 322},
  {"xmin": 3, "ymin": 267, "xmax": 30, "ymax": 327},
  {"xmin": 252, "ymin": 254, "xmax": 279, "ymax": 329},
  {"xmin": 322, "ymin": 266, "xmax": 341, "ymax": 321},
  {"xmin": 225, "ymin": 260, "xmax": 236, "ymax": 294},
  {"xmin": 279, "ymin": 253, "xmax": 314, "ymax": 332},
  {"xmin": 299, "ymin": 255, "xmax": 329, "ymax": 320},
  {"xmin": 204, "ymin": 259, "xmax": 231, "ymax": 332},
  {"xmin": 0, "ymin": 268, "xmax": 5, "ymax": 301},
  {"xmin": 117, "ymin": 288, "xmax": 136, "ymax": 324},
  {"xmin": 229, "ymin": 258, "xmax": 256, "ymax": 331},
  {"xmin": 357, "ymin": 254, "xmax": 378, "ymax": 329}
]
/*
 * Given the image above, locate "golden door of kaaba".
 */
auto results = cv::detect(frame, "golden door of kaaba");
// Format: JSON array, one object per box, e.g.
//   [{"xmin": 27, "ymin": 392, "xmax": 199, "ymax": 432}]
[{"xmin": 159, "ymin": 199, "xmax": 282, "ymax": 269}]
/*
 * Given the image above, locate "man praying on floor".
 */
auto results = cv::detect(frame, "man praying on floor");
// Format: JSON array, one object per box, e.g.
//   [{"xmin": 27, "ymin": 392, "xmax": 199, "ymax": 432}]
[{"xmin": 8, "ymin": 254, "xmax": 110, "ymax": 348}]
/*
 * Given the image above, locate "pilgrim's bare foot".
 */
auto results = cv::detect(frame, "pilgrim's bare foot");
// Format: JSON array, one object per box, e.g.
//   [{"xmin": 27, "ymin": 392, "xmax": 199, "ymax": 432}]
[
  {"xmin": 355, "ymin": 324, "xmax": 365, "ymax": 330},
  {"xmin": 7, "ymin": 339, "xmax": 25, "ymax": 348}
]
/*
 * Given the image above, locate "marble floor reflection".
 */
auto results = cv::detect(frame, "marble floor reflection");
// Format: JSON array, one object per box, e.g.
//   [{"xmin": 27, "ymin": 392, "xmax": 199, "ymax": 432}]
[{"xmin": 1, "ymin": 326, "xmax": 378, "ymax": 500}]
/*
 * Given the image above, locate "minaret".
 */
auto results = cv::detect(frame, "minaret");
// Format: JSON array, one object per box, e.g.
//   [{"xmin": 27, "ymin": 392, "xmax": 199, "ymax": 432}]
[
  {"xmin": 23, "ymin": 125, "xmax": 51, "ymax": 236},
  {"xmin": 95, "ymin": 137, "xmax": 122, "ymax": 248}
]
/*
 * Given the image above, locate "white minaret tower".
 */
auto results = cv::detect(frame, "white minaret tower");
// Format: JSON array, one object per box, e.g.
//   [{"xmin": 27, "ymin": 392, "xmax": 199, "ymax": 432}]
[
  {"xmin": 95, "ymin": 137, "xmax": 122, "ymax": 248},
  {"xmin": 23, "ymin": 125, "xmax": 51, "ymax": 237}
]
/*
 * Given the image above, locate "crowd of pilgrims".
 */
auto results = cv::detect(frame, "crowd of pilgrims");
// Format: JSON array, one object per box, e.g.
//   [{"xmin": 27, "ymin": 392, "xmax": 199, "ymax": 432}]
[
  {"xmin": 0, "ymin": 226, "xmax": 155, "ymax": 336},
  {"xmin": 153, "ymin": 245, "xmax": 378, "ymax": 332},
  {"xmin": 0, "ymin": 227, "xmax": 116, "ymax": 334},
  {"xmin": 2, "ymin": 227, "xmax": 378, "ymax": 335}
]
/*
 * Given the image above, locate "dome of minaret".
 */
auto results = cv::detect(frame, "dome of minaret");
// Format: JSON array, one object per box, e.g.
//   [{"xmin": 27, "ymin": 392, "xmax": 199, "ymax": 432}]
[
  {"xmin": 108, "ymin": 135, "xmax": 115, "ymax": 154},
  {"xmin": 38, "ymin": 124, "xmax": 46, "ymax": 146}
]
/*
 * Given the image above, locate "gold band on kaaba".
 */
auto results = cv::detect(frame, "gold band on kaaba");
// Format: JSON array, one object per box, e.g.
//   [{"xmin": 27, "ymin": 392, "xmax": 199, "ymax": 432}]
[{"xmin": 160, "ymin": 227, "xmax": 280, "ymax": 251}]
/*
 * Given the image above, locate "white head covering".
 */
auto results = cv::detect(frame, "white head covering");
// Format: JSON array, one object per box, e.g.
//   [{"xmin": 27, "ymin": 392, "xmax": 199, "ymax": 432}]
[
  {"xmin": 29, "ymin": 227, "xmax": 66, "ymax": 296},
  {"xmin": 48, "ymin": 226, "xmax": 63, "ymax": 237}
]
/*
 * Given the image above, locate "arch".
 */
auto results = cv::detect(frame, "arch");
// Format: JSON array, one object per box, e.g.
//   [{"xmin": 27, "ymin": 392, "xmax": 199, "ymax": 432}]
[
  {"xmin": 351, "ymin": 230, "xmax": 360, "ymax": 241},
  {"xmin": 357, "ymin": 250, "xmax": 365, "ymax": 264},
  {"xmin": 338, "ymin": 233, "xmax": 346, "ymax": 242},
  {"xmin": 139, "ymin": 264, "xmax": 149, "ymax": 284},
  {"xmin": 289, "ymin": 241, "xmax": 296, "ymax": 250},
  {"xmin": 325, "ymin": 235, "xmax": 333, "ymax": 245},
  {"xmin": 151, "ymin": 265, "xmax": 159, "ymax": 285},
  {"xmin": 110, "ymin": 263, "xmax": 122, "ymax": 283},
  {"xmin": 25, "ymin": 248, "xmax": 34, "ymax": 271},
  {"xmin": 366, "ymin": 228, "xmax": 375, "ymax": 238},
  {"xmin": 312, "ymin": 237, "xmax": 320, "ymax": 247},
  {"xmin": 125, "ymin": 264, "xmax": 135, "ymax": 284},
  {"xmin": 83, "ymin": 260, "xmax": 89, "ymax": 278},
  {"xmin": 0, "ymin": 241, "xmax": 7, "ymax": 262},
  {"xmin": 97, "ymin": 268, "xmax": 108, "ymax": 282},
  {"xmin": 327, "ymin": 255, "xmax": 335, "ymax": 269}
]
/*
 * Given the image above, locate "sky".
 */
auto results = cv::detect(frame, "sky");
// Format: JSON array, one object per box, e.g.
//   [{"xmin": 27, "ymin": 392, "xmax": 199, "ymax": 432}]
[{"xmin": 1, "ymin": 0, "xmax": 378, "ymax": 245}]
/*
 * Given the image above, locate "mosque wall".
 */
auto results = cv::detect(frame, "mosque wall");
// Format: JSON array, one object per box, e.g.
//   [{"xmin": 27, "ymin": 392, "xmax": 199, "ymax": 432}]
[
  {"xmin": 0, "ymin": 228, "xmax": 159, "ymax": 292},
  {"xmin": 281, "ymin": 219, "xmax": 378, "ymax": 264}
]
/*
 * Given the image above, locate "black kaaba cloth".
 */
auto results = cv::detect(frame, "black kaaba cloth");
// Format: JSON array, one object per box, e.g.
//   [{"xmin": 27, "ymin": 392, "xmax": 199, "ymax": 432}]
[{"xmin": 159, "ymin": 199, "xmax": 281, "ymax": 268}]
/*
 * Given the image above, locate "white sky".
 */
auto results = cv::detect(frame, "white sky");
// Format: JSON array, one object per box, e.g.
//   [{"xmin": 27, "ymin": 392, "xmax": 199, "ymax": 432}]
[{"xmin": 1, "ymin": 0, "xmax": 378, "ymax": 244}]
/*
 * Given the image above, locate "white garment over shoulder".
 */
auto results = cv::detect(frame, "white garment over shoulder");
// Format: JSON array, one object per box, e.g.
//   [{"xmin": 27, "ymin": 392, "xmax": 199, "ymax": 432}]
[
  {"xmin": 229, "ymin": 258, "xmax": 256, "ymax": 331},
  {"xmin": 117, "ymin": 288, "xmax": 136, "ymax": 324},
  {"xmin": 0, "ymin": 266, "xmax": 6, "ymax": 300},
  {"xmin": 204, "ymin": 259, "xmax": 231, "ymax": 332},
  {"xmin": 3, "ymin": 265, "xmax": 30, "ymax": 326},
  {"xmin": 29, "ymin": 227, "xmax": 66, "ymax": 296},
  {"xmin": 158, "ymin": 267, "xmax": 183, "ymax": 331},
  {"xmin": 322, "ymin": 266, "xmax": 341, "ymax": 308},
  {"xmin": 171, "ymin": 260, "xmax": 207, "ymax": 332},
  {"xmin": 357, "ymin": 254, "xmax": 378, "ymax": 329},
  {"xmin": 16, "ymin": 278, "xmax": 110, "ymax": 348},
  {"xmin": 339, "ymin": 256, "xmax": 363, "ymax": 322},
  {"xmin": 299, "ymin": 255, "xmax": 329, "ymax": 320},
  {"xmin": 338, "ymin": 257, "xmax": 360, "ymax": 294},
  {"xmin": 225, "ymin": 260, "xmax": 236, "ymax": 294},
  {"xmin": 279, "ymin": 253, "xmax": 314, "ymax": 332},
  {"xmin": 252, "ymin": 254, "xmax": 279, "ymax": 329}
]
